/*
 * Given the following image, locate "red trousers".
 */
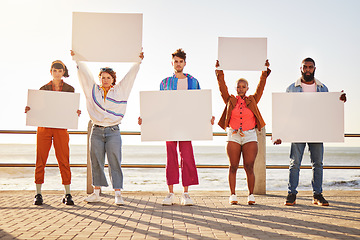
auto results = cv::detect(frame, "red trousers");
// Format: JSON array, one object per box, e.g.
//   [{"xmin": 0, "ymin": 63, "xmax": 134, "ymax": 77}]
[
  {"xmin": 35, "ymin": 127, "xmax": 71, "ymax": 185},
  {"xmin": 166, "ymin": 141, "xmax": 199, "ymax": 187}
]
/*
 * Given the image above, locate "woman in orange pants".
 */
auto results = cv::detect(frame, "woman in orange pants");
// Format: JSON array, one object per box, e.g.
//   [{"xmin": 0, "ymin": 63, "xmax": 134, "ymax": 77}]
[{"xmin": 25, "ymin": 60, "xmax": 81, "ymax": 205}]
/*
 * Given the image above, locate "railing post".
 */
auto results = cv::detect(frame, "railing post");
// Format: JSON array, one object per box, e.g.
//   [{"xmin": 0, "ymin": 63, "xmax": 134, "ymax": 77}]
[
  {"xmin": 86, "ymin": 121, "xmax": 93, "ymax": 194},
  {"xmin": 254, "ymin": 127, "xmax": 266, "ymax": 194}
]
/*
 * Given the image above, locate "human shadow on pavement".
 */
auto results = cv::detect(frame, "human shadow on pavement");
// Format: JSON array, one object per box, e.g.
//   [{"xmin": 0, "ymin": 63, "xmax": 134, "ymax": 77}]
[
  {"xmin": 0, "ymin": 229, "xmax": 18, "ymax": 240},
  {"xmin": 74, "ymin": 194, "xmax": 360, "ymax": 239},
  {"xmin": 1, "ymin": 193, "xmax": 359, "ymax": 240}
]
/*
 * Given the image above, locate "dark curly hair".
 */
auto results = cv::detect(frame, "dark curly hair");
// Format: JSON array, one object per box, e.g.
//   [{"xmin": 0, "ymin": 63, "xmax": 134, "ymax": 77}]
[
  {"xmin": 302, "ymin": 57, "xmax": 315, "ymax": 66},
  {"xmin": 172, "ymin": 48, "xmax": 186, "ymax": 61},
  {"xmin": 51, "ymin": 60, "xmax": 69, "ymax": 77},
  {"xmin": 99, "ymin": 67, "xmax": 117, "ymax": 86}
]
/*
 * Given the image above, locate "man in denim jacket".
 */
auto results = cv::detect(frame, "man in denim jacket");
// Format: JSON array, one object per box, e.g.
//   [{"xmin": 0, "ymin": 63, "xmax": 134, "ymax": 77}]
[{"xmin": 283, "ymin": 57, "xmax": 346, "ymax": 206}]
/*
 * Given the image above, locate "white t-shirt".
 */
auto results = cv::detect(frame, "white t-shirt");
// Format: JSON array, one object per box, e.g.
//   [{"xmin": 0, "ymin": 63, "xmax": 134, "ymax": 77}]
[
  {"xmin": 177, "ymin": 77, "xmax": 188, "ymax": 90},
  {"xmin": 301, "ymin": 82, "xmax": 316, "ymax": 92}
]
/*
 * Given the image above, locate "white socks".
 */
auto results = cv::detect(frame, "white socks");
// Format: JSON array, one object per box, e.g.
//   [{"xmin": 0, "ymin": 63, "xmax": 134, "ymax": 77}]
[
  {"xmin": 36, "ymin": 184, "xmax": 42, "ymax": 195},
  {"xmin": 36, "ymin": 184, "xmax": 71, "ymax": 195},
  {"xmin": 64, "ymin": 185, "xmax": 71, "ymax": 195},
  {"xmin": 94, "ymin": 188, "xmax": 100, "ymax": 196}
]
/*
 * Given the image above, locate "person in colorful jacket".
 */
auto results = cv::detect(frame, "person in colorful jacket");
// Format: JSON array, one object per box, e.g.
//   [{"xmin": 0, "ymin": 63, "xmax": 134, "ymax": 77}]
[
  {"xmin": 139, "ymin": 48, "xmax": 214, "ymax": 206},
  {"xmin": 25, "ymin": 60, "xmax": 81, "ymax": 206},
  {"xmin": 215, "ymin": 59, "xmax": 271, "ymax": 205},
  {"xmin": 71, "ymin": 50, "xmax": 144, "ymax": 205},
  {"xmin": 277, "ymin": 57, "xmax": 347, "ymax": 206},
  {"xmin": 160, "ymin": 49, "xmax": 199, "ymax": 206}
]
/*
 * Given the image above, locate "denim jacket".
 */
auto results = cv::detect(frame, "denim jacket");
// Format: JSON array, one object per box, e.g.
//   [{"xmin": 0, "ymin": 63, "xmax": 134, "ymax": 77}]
[{"xmin": 286, "ymin": 78, "xmax": 328, "ymax": 93}]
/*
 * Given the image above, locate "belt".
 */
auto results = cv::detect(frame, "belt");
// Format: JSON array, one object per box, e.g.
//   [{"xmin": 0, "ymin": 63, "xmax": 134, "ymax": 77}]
[{"xmin": 93, "ymin": 124, "xmax": 118, "ymax": 128}]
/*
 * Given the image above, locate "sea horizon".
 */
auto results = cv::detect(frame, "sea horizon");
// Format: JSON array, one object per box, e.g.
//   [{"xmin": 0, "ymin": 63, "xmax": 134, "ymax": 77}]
[{"xmin": 0, "ymin": 144, "xmax": 359, "ymax": 192}]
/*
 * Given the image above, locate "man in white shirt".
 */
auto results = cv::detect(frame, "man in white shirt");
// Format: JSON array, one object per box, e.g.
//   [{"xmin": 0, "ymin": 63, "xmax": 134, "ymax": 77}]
[{"xmin": 283, "ymin": 57, "xmax": 346, "ymax": 206}]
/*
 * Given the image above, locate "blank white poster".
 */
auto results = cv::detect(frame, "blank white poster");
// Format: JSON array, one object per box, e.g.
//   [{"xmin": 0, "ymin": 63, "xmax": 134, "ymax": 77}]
[
  {"xmin": 26, "ymin": 90, "xmax": 80, "ymax": 129},
  {"xmin": 72, "ymin": 12, "xmax": 143, "ymax": 62},
  {"xmin": 272, "ymin": 92, "xmax": 344, "ymax": 142},
  {"xmin": 140, "ymin": 90, "xmax": 213, "ymax": 141},
  {"xmin": 218, "ymin": 37, "xmax": 267, "ymax": 71}
]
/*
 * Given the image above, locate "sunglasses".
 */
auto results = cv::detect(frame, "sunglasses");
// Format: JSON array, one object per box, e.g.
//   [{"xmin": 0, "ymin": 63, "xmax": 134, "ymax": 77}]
[{"xmin": 100, "ymin": 67, "xmax": 114, "ymax": 72}]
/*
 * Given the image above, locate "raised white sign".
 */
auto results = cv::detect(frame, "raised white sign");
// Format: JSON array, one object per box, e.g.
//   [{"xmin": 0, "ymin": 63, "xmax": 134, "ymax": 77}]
[
  {"xmin": 72, "ymin": 12, "xmax": 143, "ymax": 62},
  {"xmin": 218, "ymin": 37, "xmax": 267, "ymax": 71}
]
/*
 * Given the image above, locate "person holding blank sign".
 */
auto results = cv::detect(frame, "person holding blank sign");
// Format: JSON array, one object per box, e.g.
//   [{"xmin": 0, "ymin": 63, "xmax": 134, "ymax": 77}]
[
  {"xmin": 25, "ymin": 60, "xmax": 81, "ymax": 206},
  {"xmin": 275, "ymin": 57, "xmax": 347, "ymax": 206},
  {"xmin": 215, "ymin": 59, "xmax": 271, "ymax": 205},
  {"xmin": 139, "ymin": 49, "xmax": 215, "ymax": 206},
  {"xmin": 71, "ymin": 50, "xmax": 144, "ymax": 205},
  {"xmin": 160, "ymin": 49, "xmax": 203, "ymax": 206}
]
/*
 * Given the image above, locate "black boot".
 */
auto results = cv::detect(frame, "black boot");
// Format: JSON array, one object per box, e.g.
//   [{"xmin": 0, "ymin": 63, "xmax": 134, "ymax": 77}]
[
  {"xmin": 62, "ymin": 194, "xmax": 74, "ymax": 205},
  {"xmin": 284, "ymin": 193, "xmax": 296, "ymax": 206},
  {"xmin": 313, "ymin": 193, "xmax": 329, "ymax": 206},
  {"xmin": 34, "ymin": 194, "xmax": 43, "ymax": 205}
]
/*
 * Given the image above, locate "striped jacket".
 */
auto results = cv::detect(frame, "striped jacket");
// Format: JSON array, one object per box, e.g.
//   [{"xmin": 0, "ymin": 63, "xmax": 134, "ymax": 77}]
[
  {"xmin": 160, "ymin": 73, "xmax": 200, "ymax": 90},
  {"xmin": 76, "ymin": 61, "xmax": 141, "ymax": 127}
]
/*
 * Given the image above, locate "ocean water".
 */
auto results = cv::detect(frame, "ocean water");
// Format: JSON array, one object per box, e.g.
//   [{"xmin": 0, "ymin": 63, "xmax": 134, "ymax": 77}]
[{"xmin": 0, "ymin": 144, "xmax": 359, "ymax": 192}]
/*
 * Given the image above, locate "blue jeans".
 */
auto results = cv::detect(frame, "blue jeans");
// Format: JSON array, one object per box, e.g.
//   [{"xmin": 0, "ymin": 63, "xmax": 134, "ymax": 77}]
[
  {"xmin": 288, "ymin": 143, "xmax": 324, "ymax": 194},
  {"xmin": 89, "ymin": 125, "xmax": 123, "ymax": 189}
]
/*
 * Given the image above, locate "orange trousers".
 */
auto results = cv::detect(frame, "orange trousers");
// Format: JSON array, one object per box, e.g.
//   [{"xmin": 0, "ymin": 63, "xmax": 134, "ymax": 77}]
[{"xmin": 35, "ymin": 127, "xmax": 71, "ymax": 185}]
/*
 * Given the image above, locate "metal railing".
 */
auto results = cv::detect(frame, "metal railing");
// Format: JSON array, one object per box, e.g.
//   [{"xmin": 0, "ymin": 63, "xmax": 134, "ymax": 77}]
[
  {"xmin": 1, "ymin": 163, "xmax": 359, "ymax": 169},
  {"xmin": 2, "ymin": 130, "xmax": 360, "ymax": 138},
  {"xmin": 0, "ymin": 130, "xmax": 359, "ymax": 170}
]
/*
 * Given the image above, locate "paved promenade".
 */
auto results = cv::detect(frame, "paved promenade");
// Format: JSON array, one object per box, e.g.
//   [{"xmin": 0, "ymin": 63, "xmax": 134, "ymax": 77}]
[{"xmin": 0, "ymin": 190, "xmax": 359, "ymax": 239}]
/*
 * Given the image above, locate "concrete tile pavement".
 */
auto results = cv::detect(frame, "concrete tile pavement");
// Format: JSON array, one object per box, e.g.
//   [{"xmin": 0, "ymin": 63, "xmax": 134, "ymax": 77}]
[{"xmin": 0, "ymin": 190, "xmax": 359, "ymax": 239}]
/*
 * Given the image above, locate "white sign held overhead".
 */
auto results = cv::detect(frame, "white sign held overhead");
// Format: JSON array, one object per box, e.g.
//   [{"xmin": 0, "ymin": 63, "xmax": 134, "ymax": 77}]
[
  {"xmin": 140, "ymin": 90, "xmax": 213, "ymax": 141},
  {"xmin": 218, "ymin": 37, "xmax": 267, "ymax": 71},
  {"xmin": 72, "ymin": 12, "xmax": 143, "ymax": 62},
  {"xmin": 26, "ymin": 90, "xmax": 80, "ymax": 129},
  {"xmin": 272, "ymin": 92, "xmax": 344, "ymax": 142}
]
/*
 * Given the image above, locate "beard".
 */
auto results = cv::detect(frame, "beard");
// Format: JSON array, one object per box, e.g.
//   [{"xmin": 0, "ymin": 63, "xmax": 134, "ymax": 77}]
[
  {"xmin": 175, "ymin": 67, "xmax": 184, "ymax": 73},
  {"xmin": 302, "ymin": 69, "xmax": 315, "ymax": 82}
]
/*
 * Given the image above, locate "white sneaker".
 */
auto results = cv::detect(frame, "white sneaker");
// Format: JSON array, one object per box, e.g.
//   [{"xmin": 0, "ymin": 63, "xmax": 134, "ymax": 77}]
[
  {"xmin": 84, "ymin": 193, "xmax": 101, "ymax": 203},
  {"xmin": 181, "ymin": 193, "xmax": 194, "ymax": 206},
  {"xmin": 162, "ymin": 193, "xmax": 175, "ymax": 205},
  {"xmin": 248, "ymin": 194, "xmax": 255, "ymax": 205},
  {"xmin": 115, "ymin": 194, "xmax": 124, "ymax": 205},
  {"xmin": 229, "ymin": 194, "xmax": 238, "ymax": 205}
]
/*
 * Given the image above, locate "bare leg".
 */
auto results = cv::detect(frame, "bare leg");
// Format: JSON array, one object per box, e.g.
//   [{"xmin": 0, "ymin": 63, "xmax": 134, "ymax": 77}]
[
  {"xmin": 242, "ymin": 141, "xmax": 258, "ymax": 195},
  {"xmin": 168, "ymin": 185, "xmax": 174, "ymax": 193},
  {"xmin": 226, "ymin": 141, "xmax": 242, "ymax": 195},
  {"xmin": 184, "ymin": 186, "xmax": 189, "ymax": 193}
]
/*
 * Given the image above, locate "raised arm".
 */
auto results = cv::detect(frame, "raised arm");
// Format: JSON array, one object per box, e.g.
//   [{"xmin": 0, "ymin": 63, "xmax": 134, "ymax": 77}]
[
  {"xmin": 253, "ymin": 59, "xmax": 271, "ymax": 103},
  {"xmin": 70, "ymin": 50, "xmax": 96, "ymax": 99},
  {"xmin": 115, "ymin": 51, "xmax": 144, "ymax": 100},
  {"xmin": 215, "ymin": 60, "xmax": 231, "ymax": 104}
]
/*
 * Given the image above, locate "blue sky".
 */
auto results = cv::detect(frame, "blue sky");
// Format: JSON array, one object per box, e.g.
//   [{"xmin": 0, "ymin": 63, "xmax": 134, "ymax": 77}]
[{"xmin": 0, "ymin": 0, "xmax": 359, "ymax": 146}]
